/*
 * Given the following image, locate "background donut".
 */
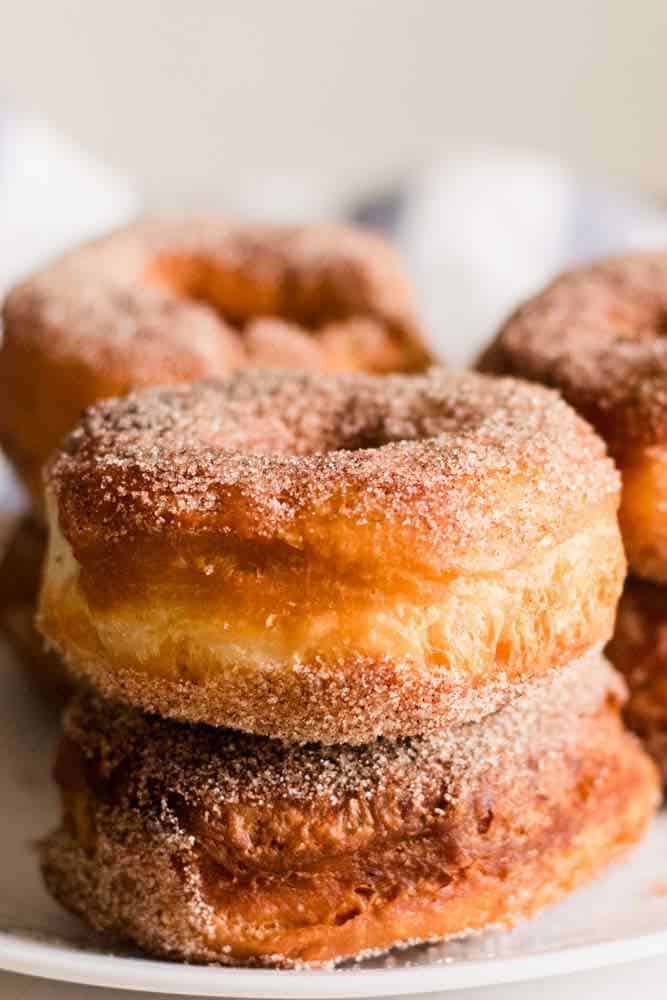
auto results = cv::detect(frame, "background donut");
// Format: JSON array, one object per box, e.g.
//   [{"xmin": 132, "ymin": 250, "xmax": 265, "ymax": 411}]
[
  {"xmin": 0, "ymin": 220, "xmax": 433, "ymax": 503},
  {"xmin": 478, "ymin": 253, "xmax": 667, "ymax": 581}
]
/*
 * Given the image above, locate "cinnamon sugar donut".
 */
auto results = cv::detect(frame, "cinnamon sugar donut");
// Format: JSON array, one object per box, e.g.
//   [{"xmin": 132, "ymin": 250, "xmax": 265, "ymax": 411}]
[
  {"xmin": 607, "ymin": 576, "xmax": 667, "ymax": 781},
  {"xmin": 41, "ymin": 656, "xmax": 659, "ymax": 968},
  {"xmin": 478, "ymin": 253, "xmax": 667, "ymax": 581},
  {"xmin": 39, "ymin": 369, "xmax": 624, "ymax": 743},
  {"xmin": 0, "ymin": 220, "xmax": 431, "ymax": 502}
]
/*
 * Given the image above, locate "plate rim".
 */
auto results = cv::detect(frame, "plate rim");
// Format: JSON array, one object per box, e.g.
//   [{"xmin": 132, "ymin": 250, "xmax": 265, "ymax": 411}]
[{"xmin": 2, "ymin": 927, "xmax": 667, "ymax": 997}]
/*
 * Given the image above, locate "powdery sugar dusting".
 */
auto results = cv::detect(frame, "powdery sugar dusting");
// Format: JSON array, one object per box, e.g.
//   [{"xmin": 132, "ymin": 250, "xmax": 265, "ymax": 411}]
[
  {"xmin": 48, "ymin": 368, "xmax": 620, "ymax": 569},
  {"xmin": 61, "ymin": 651, "xmax": 622, "ymax": 814},
  {"xmin": 481, "ymin": 253, "xmax": 667, "ymax": 455},
  {"xmin": 51, "ymin": 641, "xmax": 611, "ymax": 746}
]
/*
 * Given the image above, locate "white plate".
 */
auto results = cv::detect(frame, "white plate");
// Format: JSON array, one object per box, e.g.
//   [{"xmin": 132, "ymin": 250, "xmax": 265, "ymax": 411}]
[{"xmin": 1, "ymin": 461, "xmax": 667, "ymax": 997}]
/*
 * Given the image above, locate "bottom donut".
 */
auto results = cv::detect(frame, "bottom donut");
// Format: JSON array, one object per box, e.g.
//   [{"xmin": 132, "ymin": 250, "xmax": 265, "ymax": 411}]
[
  {"xmin": 608, "ymin": 576, "xmax": 667, "ymax": 781},
  {"xmin": 41, "ymin": 654, "xmax": 659, "ymax": 969}
]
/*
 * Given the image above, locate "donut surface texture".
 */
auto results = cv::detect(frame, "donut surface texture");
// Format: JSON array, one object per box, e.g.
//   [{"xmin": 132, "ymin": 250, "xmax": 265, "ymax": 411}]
[
  {"xmin": 41, "ymin": 656, "xmax": 659, "ymax": 968},
  {"xmin": 478, "ymin": 254, "xmax": 667, "ymax": 581},
  {"xmin": 0, "ymin": 220, "xmax": 431, "ymax": 501},
  {"xmin": 39, "ymin": 369, "xmax": 625, "ymax": 743},
  {"xmin": 607, "ymin": 575, "xmax": 667, "ymax": 781}
]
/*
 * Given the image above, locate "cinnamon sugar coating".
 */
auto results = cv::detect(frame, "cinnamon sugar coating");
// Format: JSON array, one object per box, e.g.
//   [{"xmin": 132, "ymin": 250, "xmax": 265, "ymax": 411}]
[
  {"xmin": 479, "ymin": 254, "xmax": 667, "ymax": 458},
  {"xmin": 47, "ymin": 369, "xmax": 619, "ymax": 572},
  {"xmin": 0, "ymin": 220, "xmax": 431, "ymax": 502},
  {"xmin": 40, "ymin": 371, "xmax": 625, "ymax": 742},
  {"xmin": 478, "ymin": 253, "xmax": 667, "ymax": 581},
  {"xmin": 608, "ymin": 576, "xmax": 667, "ymax": 781},
  {"xmin": 41, "ymin": 657, "xmax": 659, "ymax": 968}
]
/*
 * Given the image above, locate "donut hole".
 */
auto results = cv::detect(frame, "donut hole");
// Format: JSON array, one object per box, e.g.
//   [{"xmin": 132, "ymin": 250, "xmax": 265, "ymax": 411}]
[
  {"xmin": 145, "ymin": 253, "xmax": 361, "ymax": 334},
  {"xmin": 275, "ymin": 383, "xmax": 466, "ymax": 456},
  {"xmin": 330, "ymin": 424, "xmax": 418, "ymax": 453},
  {"xmin": 215, "ymin": 382, "xmax": 445, "ymax": 457},
  {"xmin": 278, "ymin": 417, "xmax": 430, "ymax": 456},
  {"xmin": 143, "ymin": 252, "xmax": 421, "ymax": 374}
]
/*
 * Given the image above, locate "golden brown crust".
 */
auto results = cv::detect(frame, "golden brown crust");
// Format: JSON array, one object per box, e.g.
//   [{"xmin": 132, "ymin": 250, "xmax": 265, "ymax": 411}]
[
  {"xmin": 46, "ymin": 370, "xmax": 620, "ymax": 573},
  {"xmin": 41, "ymin": 658, "xmax": 659, "ymax": 968},
  {"xmin": 478, "ymin": 253, "xmax": 667, "ymax": 581},
  {"xmin": 0, "ymin": 220, "xmax": 432, "ymax": 502},
  {"xmin": 607, "ymin": 575, "xmax": 667, "ymax": 780},
  {"xmin": 39, "ymin": 371, "xmax": 625, "ymax": 742},
  {"xmin": 0, "ymin": 515, "xmax": 70, "ymax": 700}
]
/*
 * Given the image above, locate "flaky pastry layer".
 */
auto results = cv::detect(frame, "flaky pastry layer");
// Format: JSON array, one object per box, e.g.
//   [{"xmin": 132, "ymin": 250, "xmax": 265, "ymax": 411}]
[{"xmin": 40, "ymin": 499, "xmax": 623, "ymax": 742}]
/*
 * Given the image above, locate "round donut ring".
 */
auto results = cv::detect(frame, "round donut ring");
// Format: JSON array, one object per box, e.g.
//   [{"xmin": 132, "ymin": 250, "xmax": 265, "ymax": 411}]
[
  {"xmin": 478, "ymin": 253, "xmax": 667, "ymax": 582},
  {"xmin": 607, "ymin": 576, "xmax": 667, "ymax": 781},
  {"xmin": 0, "ymin": 220, "xmax": 432, "ymax": 503},
  {"xmin": 41, "ymin": 656, "xmax": 659, "ymax": 968},
  {"xmin": 39, "ymin": 369, "xmax": 624, "ymax": 744}
]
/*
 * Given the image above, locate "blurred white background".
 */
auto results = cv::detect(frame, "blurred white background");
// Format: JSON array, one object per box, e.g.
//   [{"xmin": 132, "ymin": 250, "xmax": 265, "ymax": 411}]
[{"xmin": 1, "ymin": 0, "xmax": 667, "ymax": 210}]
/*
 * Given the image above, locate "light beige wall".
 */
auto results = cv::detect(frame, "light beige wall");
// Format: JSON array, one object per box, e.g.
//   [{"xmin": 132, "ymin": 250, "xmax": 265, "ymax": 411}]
[{"xmin": 1, "ymin": 0, "xmax": 666, "ymax": 208}]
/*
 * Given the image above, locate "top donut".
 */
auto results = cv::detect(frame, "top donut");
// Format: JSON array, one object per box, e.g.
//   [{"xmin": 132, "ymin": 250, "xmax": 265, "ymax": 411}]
[
  {"xmin": 48, "ymin": 369, "xmax": 619, "ymax": 573},
  {"xmin": 479, "ymin": 253, "xmax": 667, "ymax": 580},
  {"xmin": 39, "ymin": 369, "xmax": 624, "ymax": 742},
  {"xmin": 0, "ymin": 219, "xmax": 432, "ymax": 501}
]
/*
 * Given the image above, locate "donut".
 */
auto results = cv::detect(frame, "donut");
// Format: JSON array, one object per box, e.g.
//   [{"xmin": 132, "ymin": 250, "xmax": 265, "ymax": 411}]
[
  {"xmin": 607, "ymin": 576, "xmax": 667, "ymax": 781},
  {"xmin": 0, "ymin": 220, "xmax": 431, "ymax": 503},
  {"xmin": 41, "ymin": 655, "xmax": 659, "ymax": 968},
  {"xmin": 478, "ymin": 253, "xmax": 667, "ymax": 581},
  {"xmin": 0, "ymin": 515, "xmax": 69, "ymax": 700},
  {"xmin": 38, "ymin": 368, "xmax": 624, "ymax": 743}
]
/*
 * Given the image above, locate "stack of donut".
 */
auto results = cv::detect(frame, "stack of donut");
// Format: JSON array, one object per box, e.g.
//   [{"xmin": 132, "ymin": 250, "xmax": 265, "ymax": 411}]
[
  {"xmin": 480, "ymin": 253, "xmax": 667, "ymax": 782},
  {"xmin": 0, "ymin": 223, "xmax": 660, "ymax": 968},
  {"xmin": 35, "ymin": 368, "xmax": 658, "ymax": 967}
]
